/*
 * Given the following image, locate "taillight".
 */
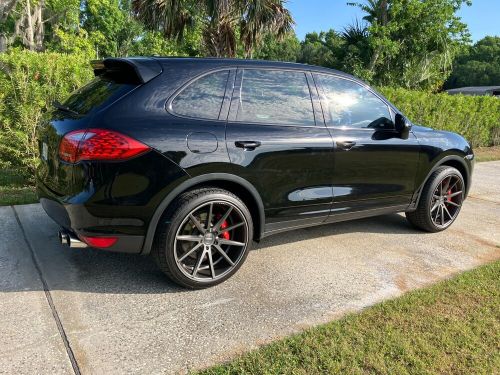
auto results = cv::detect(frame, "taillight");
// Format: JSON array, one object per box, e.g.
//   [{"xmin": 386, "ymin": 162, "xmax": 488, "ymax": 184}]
[{"xmin": 59, "ymin": 128, "xmax": 150, "ymax": 163}]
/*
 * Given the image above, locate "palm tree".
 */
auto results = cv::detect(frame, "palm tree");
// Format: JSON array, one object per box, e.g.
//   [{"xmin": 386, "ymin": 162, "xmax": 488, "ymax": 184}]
[
  {"xmin": 348, "ymin": 0, "xmax": 388, "ymax": 25},
  {"xmin": 347, "ymin": 0, "xmax": 389, "ymax": 72},
  {"xmin": 132, "ymin": 0, "xmax": 294, "ymax": 58}
]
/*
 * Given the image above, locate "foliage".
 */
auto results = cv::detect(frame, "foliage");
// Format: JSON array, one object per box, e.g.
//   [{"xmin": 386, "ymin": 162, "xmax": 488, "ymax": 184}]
[
  {"xmin": 0, "ymin": 0, "xmax": 200, "ymax": 57},
  {"xmin": 132, "ymin": 0, "xmax": 294, "ymax": 58},
  {"xmin": 298, "ymin": 30, "xmax": 344, "ymax": 69},
  {"xmin": 81, "ymin": 0, "xmax": 145, "ymax": 57},
  {"xmin": 0, "ymin": 49, "xmax": 93, "ymax": 178},
  {"xmin": 445, "ymin": 36, "xmax": 500, "ymax": 88},
  {"xmin": 381, "ymin": 86, "xmax": 500, "ymax": 147},
  {"xmin": 296, "ymin": 0, "xmax": 471, "ymax": 90},
  {"xmin": 347, "ymin": 0, "xmax": 472, "ymax": 90},
  {"xmin": 253, "ymin": 32, "xmax": 300, "ymax": 62},
  {"xmin": 0, "ymin": 0, "xmax": 81, "ymax": 51}
]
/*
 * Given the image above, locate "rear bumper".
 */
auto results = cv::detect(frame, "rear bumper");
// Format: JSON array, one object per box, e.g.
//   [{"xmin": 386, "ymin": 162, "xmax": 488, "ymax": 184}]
[{"xmin": 37, "ymin": 182, "xmax": 144, "ymax": 254}]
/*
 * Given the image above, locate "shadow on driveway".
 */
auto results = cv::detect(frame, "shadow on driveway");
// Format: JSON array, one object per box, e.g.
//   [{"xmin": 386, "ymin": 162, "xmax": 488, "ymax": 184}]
[{"xmin": 4, "ymin": 205, "xmax": 422, "ymax": 295}]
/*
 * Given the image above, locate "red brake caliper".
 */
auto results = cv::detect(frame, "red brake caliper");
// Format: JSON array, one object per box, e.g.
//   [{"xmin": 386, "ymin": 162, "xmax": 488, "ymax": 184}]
[
  {"xmin": 220, "ymin": 220, "xmax": 230, "ymax": 240},
  {"xmin": 447, "ymin": 189, "xmax": 452, "ymax": 202}
]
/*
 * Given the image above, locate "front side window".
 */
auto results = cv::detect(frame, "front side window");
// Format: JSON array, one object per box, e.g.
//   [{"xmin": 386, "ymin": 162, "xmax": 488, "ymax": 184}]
[
  {"xmin": 314, "ymin": 74, "xmax": 392, "ymax": 129},
  {"xmin": 171, "ymin": 70, "xmax": 229, "ymax": 120},
  {"xmin": 236, "ymin": 69, "xmax": 315, "ymax": 126}
]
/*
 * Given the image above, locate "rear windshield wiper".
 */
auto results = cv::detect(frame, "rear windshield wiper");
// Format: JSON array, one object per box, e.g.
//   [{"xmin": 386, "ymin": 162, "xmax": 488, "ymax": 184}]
[{"xmin": 52, "ymin": 101, "xmax": 79, "ymax": 116}]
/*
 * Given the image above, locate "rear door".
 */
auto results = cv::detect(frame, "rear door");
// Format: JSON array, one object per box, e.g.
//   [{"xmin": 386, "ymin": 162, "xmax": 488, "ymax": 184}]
[
  {"xmin": 226, "ymin": 68, "xmax": 335, "ymax": 233},
  {"xmin": 313, "ymin": 73, "xmax": 420, "ymax": 217}
]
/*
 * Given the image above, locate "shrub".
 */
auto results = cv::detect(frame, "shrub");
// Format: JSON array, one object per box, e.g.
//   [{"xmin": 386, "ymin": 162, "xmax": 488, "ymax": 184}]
[
  {"xmin": 0, "ymin": 49, "xmax": 93, "ymax": 179},
  {"xmin": 381, "ymin": 87, "xmax": 500, "ymax": 147}
]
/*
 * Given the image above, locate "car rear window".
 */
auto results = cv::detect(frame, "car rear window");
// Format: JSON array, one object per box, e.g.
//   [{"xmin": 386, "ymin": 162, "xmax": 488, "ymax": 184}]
[{"xmin": 62, "ymin": 76, "xmax": 137, "ymax": 115}]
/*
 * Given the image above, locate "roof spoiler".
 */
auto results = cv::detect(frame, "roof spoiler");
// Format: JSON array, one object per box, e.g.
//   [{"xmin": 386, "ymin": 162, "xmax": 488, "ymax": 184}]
[{"xmin": 91, "ymin": 57, "xmax": 163, "ymax": 84}]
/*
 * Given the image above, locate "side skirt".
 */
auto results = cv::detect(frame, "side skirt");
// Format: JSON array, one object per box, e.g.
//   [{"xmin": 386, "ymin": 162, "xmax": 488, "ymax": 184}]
[{"xmin": 261, "ymin": 204, "xmax": 410, "ymax": 239}]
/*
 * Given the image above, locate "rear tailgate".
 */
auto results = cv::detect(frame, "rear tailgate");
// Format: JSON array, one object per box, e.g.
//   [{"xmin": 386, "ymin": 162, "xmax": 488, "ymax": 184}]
[{"xmin": 37, "ymin": 58, "xmax": 162, "ymax": 196}]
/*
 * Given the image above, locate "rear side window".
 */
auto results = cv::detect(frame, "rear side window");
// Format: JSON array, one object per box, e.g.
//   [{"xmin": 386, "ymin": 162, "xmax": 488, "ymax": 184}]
[
  {"xmin": 63, "ymin": 77, "xmax": 137, "ymax": 115},
  {"xmin": 171, "ymin": 70, "xmax": 229, "ymax": 120},
  {"xmin": 314, "ymin": 74, "xmax": 391, "ymax": 129},
  {"xmin": 236, "ymin": 69, "xmax": 315, "ymax": 126}
]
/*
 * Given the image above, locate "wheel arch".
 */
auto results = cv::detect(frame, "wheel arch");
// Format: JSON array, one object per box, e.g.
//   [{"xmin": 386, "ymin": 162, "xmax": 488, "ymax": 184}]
[
  {"xmin": 411, "ymin": 154, "xmax": 471, "ymax": 210},
  {"xmin": 141, "ymin": 173, "xmax": 265, "ymax": 254}
]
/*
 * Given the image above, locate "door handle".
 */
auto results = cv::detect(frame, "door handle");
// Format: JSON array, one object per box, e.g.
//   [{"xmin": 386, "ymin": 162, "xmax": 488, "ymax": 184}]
[
  {"xmin": 235, "ymin": 141, "xmax": 261, "ymax": 151},
  {"xmin": 337, "ymin": 141, "xmax": 356, "ymax": 151}
]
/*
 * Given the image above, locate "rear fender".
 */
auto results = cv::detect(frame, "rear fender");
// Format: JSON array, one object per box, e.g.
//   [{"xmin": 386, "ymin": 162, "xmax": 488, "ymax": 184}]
[{"xmin": 142, "ymin": 173, "xmax": 265, "ymax": 254}]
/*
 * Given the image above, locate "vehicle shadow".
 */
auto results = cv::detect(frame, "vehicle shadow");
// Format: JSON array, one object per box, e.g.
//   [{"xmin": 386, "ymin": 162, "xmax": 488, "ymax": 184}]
[
  {"xmin": 3, "ymin": 213, "xmax": 422, "ymax": 294},
  {"xmin": 253, "ymin": 212, "xmax": 419, "ymax": 250}
]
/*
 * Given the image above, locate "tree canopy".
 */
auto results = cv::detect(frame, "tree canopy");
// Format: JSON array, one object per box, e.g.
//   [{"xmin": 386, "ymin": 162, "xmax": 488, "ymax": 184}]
[
  {"xmin": 445, "ymin": 36, "xmax": 500, "ymax": 88},
  {"xmin": 1, "ymin": 0, "xmax": 496, "ymax": 91}
]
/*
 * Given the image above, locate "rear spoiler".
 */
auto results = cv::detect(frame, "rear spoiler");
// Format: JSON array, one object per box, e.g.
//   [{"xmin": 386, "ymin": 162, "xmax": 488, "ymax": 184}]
[{"xmin": 91, "ymin": 57, "xmax": 163, "ymax": 84}]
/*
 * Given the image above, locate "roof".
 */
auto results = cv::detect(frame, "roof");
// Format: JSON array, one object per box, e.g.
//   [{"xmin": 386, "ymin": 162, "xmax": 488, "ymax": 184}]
[
  {"xmin": 149, "ymin": 56, "xmax": 354, "ymax": 78},
  {"xmin": 98, "ymin": 56, "xmax": 364, "ymax": 87}
]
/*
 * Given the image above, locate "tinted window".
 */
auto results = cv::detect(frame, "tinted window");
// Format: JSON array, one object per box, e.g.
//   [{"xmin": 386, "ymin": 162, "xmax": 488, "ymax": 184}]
[
  {"xmin": 236, "ymin": 69, "xmax": 315, "ymax": 126},
  {"xmin": 315, "ymin": 74, "xmax": 391, "ymax": 129},
  {"xmin": 63, "ymin": 77, "xmax": 136, "ymax": 115},
  {"xmin": 172, "ymin": 70, "xmax": 229, "ymax": 120}
]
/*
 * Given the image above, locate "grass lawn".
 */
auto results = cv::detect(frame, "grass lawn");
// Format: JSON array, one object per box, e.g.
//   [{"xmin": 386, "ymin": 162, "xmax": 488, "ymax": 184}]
[
  {"xmin": 199, "ymin": 260, "xmax": 500, "ymax": 374},
  {"xmin": 0, "ymin": 146, "xmax": 498, "ymax": 206},
  {"xmin": 0, "ymin": 169, "xmax": 37, "ymax": 206}
]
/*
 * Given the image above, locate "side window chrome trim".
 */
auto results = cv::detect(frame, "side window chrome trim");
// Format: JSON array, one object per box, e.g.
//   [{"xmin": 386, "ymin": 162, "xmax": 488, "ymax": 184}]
[
  {"xmin": 166, "ymin": 67, "xmax": 235, "ymax": 122},
  {"xmin": 313, "ymin": 72, "xmax": 394, "ymax": 131}
]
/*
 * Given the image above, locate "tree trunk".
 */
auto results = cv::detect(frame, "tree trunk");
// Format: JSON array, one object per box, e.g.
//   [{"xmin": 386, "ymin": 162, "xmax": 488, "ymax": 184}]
[
  {"xmin": 0, "ymin": 0, "xmax": 19, "ymax": 23},
  {"xmin": 25, "ymin": 0, "xmax": 35, "ymax": 50},
  {"xmin": 34, "ymin": 0, "xmax": 44, "ymax": 51},
  {"xmin": 0, "ymin": 34, "xmax": 9, "ymax": 52},
  {"xmin": 368, "ymin": 0, "xmax": 388, "ymax": 73}
]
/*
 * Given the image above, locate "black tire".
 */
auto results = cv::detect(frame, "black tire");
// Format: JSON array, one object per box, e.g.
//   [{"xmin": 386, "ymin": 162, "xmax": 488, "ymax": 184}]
[
  {"xmin": 406, "ymin": 166, "xmax": 465, "ymax": 232},
  {"xmin": 152, "ymin": 187, "xmax": 253, "ymax": 289}
]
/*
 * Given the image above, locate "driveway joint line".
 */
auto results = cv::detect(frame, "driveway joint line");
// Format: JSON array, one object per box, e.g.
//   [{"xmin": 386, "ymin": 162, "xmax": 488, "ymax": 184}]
[{"xmin": 12, "ymin": 205, "xmax": 82, "ymax": 375}]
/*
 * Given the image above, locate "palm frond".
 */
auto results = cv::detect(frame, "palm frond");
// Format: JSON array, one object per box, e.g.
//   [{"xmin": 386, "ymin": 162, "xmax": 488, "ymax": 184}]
[{"xmin": 132, "ymin": 0, "xmax": 194, "ymax": 40}]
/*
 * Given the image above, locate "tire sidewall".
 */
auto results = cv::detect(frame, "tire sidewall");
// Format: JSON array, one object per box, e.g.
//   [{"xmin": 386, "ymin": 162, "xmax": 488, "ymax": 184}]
[
  {"xmin": 423, "ymin": 167, "xmax": 464, "ymax": 231},
  {"xmin": 162, "ymin": 190, "xmax": 253, "ymax": 288}
]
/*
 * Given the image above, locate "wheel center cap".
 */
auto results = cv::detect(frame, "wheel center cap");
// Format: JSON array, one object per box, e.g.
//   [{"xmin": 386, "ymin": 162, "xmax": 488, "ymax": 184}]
[{"xmin": 203, "ymin": 232, "xmax": 216, "ymax": 246}]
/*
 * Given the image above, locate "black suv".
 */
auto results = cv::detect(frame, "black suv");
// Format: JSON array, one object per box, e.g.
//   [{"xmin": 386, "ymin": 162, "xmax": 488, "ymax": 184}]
[{"xmin": 37, "ymin": 57, "xmax": 474, "ymax": 288}]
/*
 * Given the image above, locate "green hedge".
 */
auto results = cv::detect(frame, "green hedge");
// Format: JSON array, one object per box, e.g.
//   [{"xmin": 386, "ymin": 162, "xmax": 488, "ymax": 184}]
[
  {"xmin": 0, "ymin": 50, "xmax": 498, "ymax": 181},
  {"xmin": 0, "ymin": 49, "xmax": 93, "ymax": 179},
  {"xmin": 381, "ymin": 87, "xmax": 500, "ymax": 147}
]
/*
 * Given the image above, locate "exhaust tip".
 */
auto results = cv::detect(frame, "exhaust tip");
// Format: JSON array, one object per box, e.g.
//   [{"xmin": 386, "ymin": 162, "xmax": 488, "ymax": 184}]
[
  {"xmin": 58, "ymin": 230, "xmax": 70, "ymax": 246},
  {"xmin": 58, "ymin": 229, "xmax": 88, "ymax": 248}
]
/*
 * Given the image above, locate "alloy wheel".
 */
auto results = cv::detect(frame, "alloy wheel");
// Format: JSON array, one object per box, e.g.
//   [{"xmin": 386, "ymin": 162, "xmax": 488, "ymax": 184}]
[
  {"xmin": 173, "ymin": 201, "xmax": 249, "ymax": 282},
  {"xmin": 430, "ymin": 174, "xmax": 464, "ymax": 228}
]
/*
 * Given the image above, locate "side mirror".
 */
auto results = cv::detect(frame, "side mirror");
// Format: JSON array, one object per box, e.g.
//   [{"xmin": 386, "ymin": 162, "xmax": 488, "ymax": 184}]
[{"xmin": 395, "ymin": 113, "xmax": 411, "ymax": 133}]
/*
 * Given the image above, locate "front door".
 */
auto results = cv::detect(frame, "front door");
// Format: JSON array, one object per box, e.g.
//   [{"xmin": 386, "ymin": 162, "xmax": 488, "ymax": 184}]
[
  {"xmin": 226, "ymin": 68, "xmax": 335, "ymax": 234},
  {"xmin": 313, "ymin": 73, "xmax": 421, "ymax": 218}
]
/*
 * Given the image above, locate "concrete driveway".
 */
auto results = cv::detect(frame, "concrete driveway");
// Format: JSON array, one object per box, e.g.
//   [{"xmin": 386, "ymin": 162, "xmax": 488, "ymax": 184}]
[{"xmin": 1, "ymin": 161, "xmax": 499, "ymax": 374}]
